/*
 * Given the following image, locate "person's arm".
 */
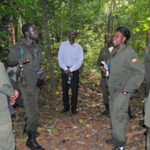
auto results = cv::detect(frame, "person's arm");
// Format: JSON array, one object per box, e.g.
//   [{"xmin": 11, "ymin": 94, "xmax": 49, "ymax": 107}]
[
  {"xmin": 123, "ymin": 49, "xmax": 145, "ymax": 93},
  {"xmin": 0, "ymin": 62, "xmax": 14, "ymax": 96},
  {"xmin": 58, "ymin": 43, "xmax": 68, "ymax": 71}
]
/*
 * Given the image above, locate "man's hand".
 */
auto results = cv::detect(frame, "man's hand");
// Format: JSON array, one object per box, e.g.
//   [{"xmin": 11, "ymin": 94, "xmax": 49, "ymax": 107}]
[
  {"xmin": 101, "ymin": 67, "xmax": 107, "ymax": 73},
  {"xmin": 122, "ymin": 89, "xmax": 128, "ymax": 95},
  {"xmin": 18, "ymin": 59, "xmax": 30, "ymax": 68},
  {"xmin": 63, "ymin": 69, "xmax": 70, "ymax": 75},
  {"xmin": 10, "ymin": 90, "xmax": 19, "ymax": 105}
]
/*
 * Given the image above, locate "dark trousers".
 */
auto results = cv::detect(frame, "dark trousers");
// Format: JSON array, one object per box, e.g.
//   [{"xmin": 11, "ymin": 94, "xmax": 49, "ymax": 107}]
[{"xmin": 61, "ymin": 70, "xmax": 79, "ymax": 109}]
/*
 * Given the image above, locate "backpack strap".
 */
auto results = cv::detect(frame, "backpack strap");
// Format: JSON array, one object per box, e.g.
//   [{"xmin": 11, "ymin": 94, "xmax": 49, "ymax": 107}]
[
  {"xmin": 19, "ymin": 42, "xmax": 24, "ymax": 59},
  {"xmin": 18, "ymin": 42, "xmax": 24, "ymax": 82}
]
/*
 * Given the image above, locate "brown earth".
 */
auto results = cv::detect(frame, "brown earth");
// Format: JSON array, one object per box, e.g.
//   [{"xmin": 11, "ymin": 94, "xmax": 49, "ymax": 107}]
[{"xmin": 13, "ymin": 75, "xmax": 146, "ymax": 150}]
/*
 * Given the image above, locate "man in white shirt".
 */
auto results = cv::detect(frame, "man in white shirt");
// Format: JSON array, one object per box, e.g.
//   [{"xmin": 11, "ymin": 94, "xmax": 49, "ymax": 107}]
[{"xmin": 58, "ymin": 30, "xmax": 83, "ymax": 114}]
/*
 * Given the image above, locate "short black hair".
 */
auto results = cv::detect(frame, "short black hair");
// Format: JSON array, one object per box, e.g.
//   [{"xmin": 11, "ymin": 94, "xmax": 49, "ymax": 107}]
[
  {"xmin": 69, "ymin": 30, "xmax": 77, "ymax": 36},
  {"xmin": 22, "ymin": 23, "xmax": 33, "ymax": 37},
  {"xmin": 115, "ymin": 27, "xmax": 130, "ymax": 43}
]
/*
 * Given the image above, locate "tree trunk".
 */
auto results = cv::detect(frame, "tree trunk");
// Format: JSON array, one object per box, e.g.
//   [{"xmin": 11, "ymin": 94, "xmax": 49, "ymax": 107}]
[
  {"xmin": 107, "ymin": 0, "xmax": 115, "ymax": 33},
  {"xmin": 42, "ymin": 0, "xmax": 56, "ymax": 102}
]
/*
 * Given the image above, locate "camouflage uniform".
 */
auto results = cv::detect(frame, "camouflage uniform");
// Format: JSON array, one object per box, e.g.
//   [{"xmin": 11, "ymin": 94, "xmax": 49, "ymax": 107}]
[
  {"xmin": 108, "ymin": 44, "xmax": 144, "ymax": 147},
  {"xmin": 8, "ymin": 40, "xmax": 43, "ymax": 132},
  {"xmin": 0, "ymin": 61, "xmax": 15, "ymax": 150}
]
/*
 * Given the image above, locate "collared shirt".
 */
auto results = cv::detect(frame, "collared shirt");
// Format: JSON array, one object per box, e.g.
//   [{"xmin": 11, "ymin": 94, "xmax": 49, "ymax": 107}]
[{"xmin": 58, "ymin": 40, "xmax": 83, "ymax": 72}]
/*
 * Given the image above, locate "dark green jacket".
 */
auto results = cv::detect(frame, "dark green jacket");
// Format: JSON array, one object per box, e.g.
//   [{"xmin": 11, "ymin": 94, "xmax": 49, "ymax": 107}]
[
  {"xmin": 108, "ymin": 44, "xmax": 145, "ymax": 95},
  {"xmin": 97, "ymin": 47, "xmax": 111, "ymax": 66},
  {"xmin": 0, "ymin": 62, "xmax": 14, "ymax": 125},
  {"xmin": 8, "ymin": 40, "xmax": 43, "ymax": 87}
]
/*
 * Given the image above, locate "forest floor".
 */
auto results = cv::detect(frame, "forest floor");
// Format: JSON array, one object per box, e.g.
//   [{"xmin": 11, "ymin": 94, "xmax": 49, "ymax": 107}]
[{"xmin": 13, "ymin": 73, "xmax": 146, "ymax": 150}]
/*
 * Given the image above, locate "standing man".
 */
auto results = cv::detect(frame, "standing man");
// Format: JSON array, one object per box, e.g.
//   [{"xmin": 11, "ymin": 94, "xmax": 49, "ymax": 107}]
[
  {"xmin": 107, "ymin": 27, "xmax": 144, "ymax": 150},
  {"xmin": 97, "ymin": 34, "xmax": 113, "ymax": 115},
  {"xmin": 8, "ymin": 23, "xmax": 44, "ymax": 150},
  {"xmin": 0, "ymin": 61, "xmax": 19, "ymax": 150},
  {"xmin": 58, "ymin": 30, "xmax": 84, "ymax": 115}
]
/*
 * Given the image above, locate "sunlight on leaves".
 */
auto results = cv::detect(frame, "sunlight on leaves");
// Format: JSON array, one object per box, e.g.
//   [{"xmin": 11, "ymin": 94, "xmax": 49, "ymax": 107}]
[
  {"xmin": 79, "ymin": 119, "xmax": 84, "ymax": 124},
  {"xmin": 51, "ymin": 129, "xmax": 58, "ymax": 135}
]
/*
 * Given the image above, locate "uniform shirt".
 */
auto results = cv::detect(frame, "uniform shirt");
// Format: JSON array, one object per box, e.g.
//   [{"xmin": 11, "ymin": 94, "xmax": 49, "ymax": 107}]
[
  {"xmin": 58, "ymin": 41, "xmax": 83, "ymax": 72},
  {"xmin": 8, "ymin": 40, "xmax": 43, "ymax": 86},
  {"xmin": 97, "ymin": 47, "xmax": 111, "ymax": 66},
  {"xmin": 97, "ymin": 46, "xmax": 113, "ymax": 77},
  {"xmin": 108, "ymin": 44, "xmax": 145, "ymax": 95},
  {"xmin": 144, "ymin": 39, "xmax": 150, "ymax": 83},
  {"xmin": 0, "ymin": 62, "xmax": 14, "ymax": 125}
]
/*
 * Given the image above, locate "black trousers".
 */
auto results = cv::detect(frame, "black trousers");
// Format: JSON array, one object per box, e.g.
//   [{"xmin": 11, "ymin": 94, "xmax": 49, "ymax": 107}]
[{"xmin": 61, "ymin": 70, "xmax": 79, "ymax": 109}]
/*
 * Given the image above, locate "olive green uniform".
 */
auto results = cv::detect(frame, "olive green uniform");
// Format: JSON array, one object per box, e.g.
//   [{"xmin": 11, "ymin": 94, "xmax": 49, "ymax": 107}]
[
  {"xmin": 97, "ymin": 47, "xmax": 111, "ymax": 105},
  {"xmin": 0, "ymin": 61, "xmax": 15, "ymax": 150},
  {"xmin": 8, "ymin": 40, "xmax": 43, "ymax": 132},
  {"xmin": 144, "ymin": 93, "xmax": 150, "ymax": 150},
  {"xmin": 144, "ymin": 39, "xmax": 150, "ymax": 96},
  {"xmin": 108, "ymin": 44, "xmax": 144, "ymax": 147}
]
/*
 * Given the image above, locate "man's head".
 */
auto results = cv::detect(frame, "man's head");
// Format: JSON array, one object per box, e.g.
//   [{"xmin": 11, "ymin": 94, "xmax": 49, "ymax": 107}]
[
  {"xmin": 68, "ymin": 30, "xmax": 77, "ymax": 44},
  {"xmin": 105, "ymin": 33, "xmax": 113, "ymax": 47},
  {"xmin": 22, "ymin": 23, "xmax": 38, "ymax": 40}
]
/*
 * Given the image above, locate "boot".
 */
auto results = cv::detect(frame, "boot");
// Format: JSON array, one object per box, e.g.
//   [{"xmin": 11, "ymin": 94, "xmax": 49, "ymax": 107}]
[
  {"xmin": 26, "ymin": 131, "xmax": 45, "ymax": 150},
  {"xmin": 24, "ymin": 125, "xmax": 40, "ymax": 138},
  {"xmin": 128, "ymin": 106, "xmax": 135, "ymax": 119},
  {"xmin": 102, "ymin": 104, "xmax": 109, "ymax": 115}
]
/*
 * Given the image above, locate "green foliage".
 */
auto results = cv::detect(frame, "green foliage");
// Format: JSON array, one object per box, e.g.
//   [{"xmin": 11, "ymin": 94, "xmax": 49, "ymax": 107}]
[{"xmin": 0, "ymin": 0, "xmax": 149, "ymax": 86}]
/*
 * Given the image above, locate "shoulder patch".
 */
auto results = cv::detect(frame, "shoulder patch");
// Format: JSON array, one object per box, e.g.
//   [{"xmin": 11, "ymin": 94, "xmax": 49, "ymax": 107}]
[{"xmin": 131, "ymin": 58, "xmax": 138, "ymax": 63}]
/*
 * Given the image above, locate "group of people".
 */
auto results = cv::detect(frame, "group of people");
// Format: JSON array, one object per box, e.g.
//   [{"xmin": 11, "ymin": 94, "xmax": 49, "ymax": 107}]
[
  {"xmin": 98, "ymin": 27, "xmax": 150, "ymax": 150},
  {"xmin": 0, "ymin": 22, "xmax": 150, "ymax": 150},
  {"xmin": 59, "ymin": 27, "xmax": 146, "ymax": 150}
]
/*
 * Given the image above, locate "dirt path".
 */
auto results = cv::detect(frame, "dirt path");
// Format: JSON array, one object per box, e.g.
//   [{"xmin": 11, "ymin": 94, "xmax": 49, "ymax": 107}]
[{"xmin": 14, "ymin": 82, "xmax": 146, "ymax": 150}]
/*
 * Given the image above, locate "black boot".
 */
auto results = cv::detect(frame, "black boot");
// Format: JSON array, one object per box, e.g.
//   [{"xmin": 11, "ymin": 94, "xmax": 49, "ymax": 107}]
[
  {"xmin": 128, "ymin": 106, "xmax": 135, "ymax": 119},
  {"xmin": 26, "ymin": 131, "xmax": 45, "ymax": 150},
  {"xmin": 102, "ymin": 104, "xmax": 109, "ymax": 115},
  {"xmin": 24, "ymin": 125, "xmax": 40, "ymax": 138},
  {"xmin": 71, "ymin": 107, "xmax": 77, "ymax": 114}
]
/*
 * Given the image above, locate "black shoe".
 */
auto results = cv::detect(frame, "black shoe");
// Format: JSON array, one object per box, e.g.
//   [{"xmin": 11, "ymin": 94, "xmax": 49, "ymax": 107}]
[
  {"xmin": 102, "ymin": 108, "xmax": 109, "ymax": 115},
  {"xmin": 128, "ymin": 106, "xmax": 135, "ymax": 119},
  {"xmin": 71, "ymin": 108, "xmax": 77, "ymax": 115},
  {"xmin": 61, "ymin": 108, "xmax": 70, "ymax": 113},
  {"xmin": 139, "ymin": 120, "xmax": 146, "ymax": 128},
  {"xmin": 106, "ymin": 138, "xmax": 114, "ymax": 144},
  {"xmin": 102, "ymin": 104, "xmax": 109, "ymax": 115},
  {"xmin": 26, "ymin": 132, "xmax": 44, "ymax": 150}
]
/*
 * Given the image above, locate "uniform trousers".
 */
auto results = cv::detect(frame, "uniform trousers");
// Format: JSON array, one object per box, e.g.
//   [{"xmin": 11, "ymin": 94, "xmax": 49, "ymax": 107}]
[
  {"xmin": 146, "ymin": 83, "xmax": 150, "ymax": 97},
  {"xmin": 20, "ymin": 82, "xmax": 40, "ymax": 132},
  {"xmin": 0, "ymin": 121, "xmax": 15, "ymax": 150},
  {"xmin": 109, "ymin": 90, "xmax": 131, "ymax": 147},
  {"xmin": 100, "ymin": 77, "xmax": 109, "ymax": 105},
  {"xmin": 61, "ymin": 70, "xmax": 79, "ymax": 110},
  {"xmin": 147, "ymin": 127, "xmax": 150, "ymax": 150}
]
